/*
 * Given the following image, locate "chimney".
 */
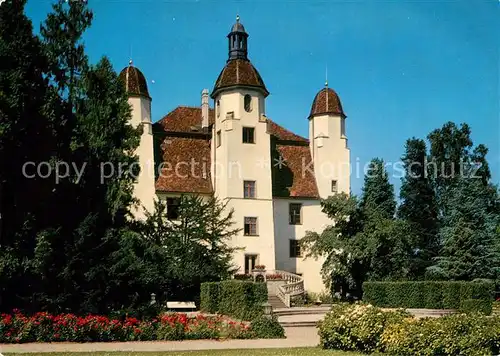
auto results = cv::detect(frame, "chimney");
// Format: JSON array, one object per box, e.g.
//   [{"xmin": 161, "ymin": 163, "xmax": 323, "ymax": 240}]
[{"xmin": 201, "ymin": 89, "xmax": 209, "ymax": 129}]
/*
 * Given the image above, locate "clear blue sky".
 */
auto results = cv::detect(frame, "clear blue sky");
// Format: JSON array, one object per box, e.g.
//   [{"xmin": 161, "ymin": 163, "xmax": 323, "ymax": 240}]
[{"xmin": 26, "ymin": 0, "xmax": 499, "ymax": 197}]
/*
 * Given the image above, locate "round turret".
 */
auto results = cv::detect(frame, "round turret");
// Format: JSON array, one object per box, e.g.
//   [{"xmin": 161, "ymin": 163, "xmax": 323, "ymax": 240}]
[
  {"xmin": 118, "ymin": 60, "xmax": 151, "ymax": 99},
  {"xmin": 309, "ymin": 87, "xmax": 345, "ymax": 118}
]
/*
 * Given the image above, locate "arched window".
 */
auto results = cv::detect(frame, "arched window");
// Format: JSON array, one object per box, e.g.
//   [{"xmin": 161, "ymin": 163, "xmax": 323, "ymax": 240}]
[
  {"xmin": 244, "ymin": 94, "xmax": 252, "ymax": 112},
  {"xmin": 217, "ymin": 100, "xmax": 220, "ymax": 117}
]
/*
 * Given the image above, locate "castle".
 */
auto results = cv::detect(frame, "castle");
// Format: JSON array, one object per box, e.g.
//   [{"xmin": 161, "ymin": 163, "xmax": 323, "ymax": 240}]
[{"xmin": 118, "ymin": 16, "xmax": 350, "ymax": 295}]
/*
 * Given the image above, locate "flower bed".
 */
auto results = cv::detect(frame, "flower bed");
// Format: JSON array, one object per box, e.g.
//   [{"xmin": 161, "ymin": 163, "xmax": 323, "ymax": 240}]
[
  {"xmin": 265, "ymin": 273, "xmax": 284, "ymax": 280},
  {"xmin": 0, "ymin": 310, "xmax": 259, "ymax": 343},
  {"xmin": 319, "ymin": 302, "xmax": 500, "ymax": 356},
  {"xmin": 233, "ymin": 274, "xmax": 253, "ymax": 281}
]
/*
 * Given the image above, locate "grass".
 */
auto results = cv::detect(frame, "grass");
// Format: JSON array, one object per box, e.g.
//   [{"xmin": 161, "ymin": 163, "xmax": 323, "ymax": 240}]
[{"xmin": 5, "ymin": 348, "xmax": 362, "ymax": 356}]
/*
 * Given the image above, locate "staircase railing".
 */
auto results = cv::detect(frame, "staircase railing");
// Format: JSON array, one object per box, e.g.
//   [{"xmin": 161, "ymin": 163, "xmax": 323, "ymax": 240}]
[{"xmin": 272, "ymin": 270, "xmax": 305, "ymax": 308}]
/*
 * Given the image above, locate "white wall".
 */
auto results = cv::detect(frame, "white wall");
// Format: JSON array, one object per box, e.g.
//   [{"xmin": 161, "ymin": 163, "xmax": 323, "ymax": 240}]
[
  {"xmin": 272, "ymin": 198, "xmax": 332, "ymax": 294},
  {"xmin": 128, "ymin": 96, "xmax": 157, "ymax": 220},
  {"xmin": 310, "ymin": 114, "xmax": 350, "ymax": 199},
  {"xmin": 212, "ymin": 87, "xmax": 276, "ymax": 274}
]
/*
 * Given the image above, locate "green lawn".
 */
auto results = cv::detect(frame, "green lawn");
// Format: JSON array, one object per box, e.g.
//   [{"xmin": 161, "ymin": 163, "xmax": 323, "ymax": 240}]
[{"xmin": 5, "ymin": 349, "xmax": 362, "ymax": 356}]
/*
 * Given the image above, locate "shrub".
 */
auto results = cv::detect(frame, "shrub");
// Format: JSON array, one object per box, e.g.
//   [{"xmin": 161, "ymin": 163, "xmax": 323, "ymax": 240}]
[
  {"xmin": 318, "ymin": 302, "xmax": 500, "ymax": 355},
  {"xmin": 442, "ymin": 281, "xmax": 462, "ymax": 309},
  {"xmin": 250, "ymin": 316, "xmax": 285, "ymax": 339},
  {"xmin": 423, "ymin": 281, "xmax": 443, "ymax": 309},
  {"xmin": 318, "ymin": 303, "xmax": 410, "ymax": 353},
  {"xmin": 363, "ymin": 281, "xmax": 494, "ymax": 310},
  {"xmin": 460, "ymin": 299, "xmax": 493, "ymax": 315},
  {"xmin": 200, "ymin": 280, "xmax": 268, "ymax": 321},
  {"xmin": 362, "ymin": 282, "xmax": 387, "ymax": 307},
  {"xmin": 381, "ymin": 313, "xmax": 500, "ymax": 356},
  {"xmin": 200, "ymin": 282, "xmax": 220, "ymax": 314},
  {"xmin": 306, "ymin": 291, "xmax": 334, "ymax": 305}
]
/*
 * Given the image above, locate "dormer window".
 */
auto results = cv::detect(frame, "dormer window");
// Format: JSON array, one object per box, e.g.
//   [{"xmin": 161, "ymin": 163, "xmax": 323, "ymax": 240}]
[{"xmin": 244, "ymin": 94, "xmax": 252, "ymax": 112}]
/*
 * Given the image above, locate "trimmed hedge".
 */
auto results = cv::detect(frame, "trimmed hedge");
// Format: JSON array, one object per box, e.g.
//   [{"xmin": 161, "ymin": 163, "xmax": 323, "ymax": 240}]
[
  {"xmin": 200, "ymin": 280, "xmax": 268, "ymax": 321},
  {"xmin": 363, "ymin": 281, "xmax": 494, "ymax": 313},
  {"xmin": 200, "ymin": 282, "xmax": 220, "ymax": 314},
  {"xmin": 460, "ymin": 299, "xmax": 493, "ymax": 315}
]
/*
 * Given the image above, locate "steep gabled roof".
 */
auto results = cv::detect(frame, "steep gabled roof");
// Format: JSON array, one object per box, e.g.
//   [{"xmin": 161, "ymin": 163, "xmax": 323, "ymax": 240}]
[
  {"xmin": 155, "ymin": 136, "xmax": 212, "ymax": 194},
  {"xmin": 156, "ymin": 106, "xmax": 215, "ymax": 133},
  {"xmin": 153, "ymin": 107, "xmax": 318, "ymax": 198}
]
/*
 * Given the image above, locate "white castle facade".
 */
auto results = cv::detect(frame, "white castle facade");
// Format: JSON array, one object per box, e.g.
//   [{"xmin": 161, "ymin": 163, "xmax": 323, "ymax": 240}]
[{"xmin": 118, "ymin": 17, "xmax": 350, "ymax": 295}]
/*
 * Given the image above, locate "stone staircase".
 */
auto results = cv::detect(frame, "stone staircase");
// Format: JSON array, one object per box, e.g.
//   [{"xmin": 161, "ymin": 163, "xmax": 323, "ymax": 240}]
[
  {"xmin": 253, "ymin": 269, "xmax": 304, "ymax": 308},
  {"xmin": 268, "ymin": 295, "xmax": 287, "ymax": 309}
]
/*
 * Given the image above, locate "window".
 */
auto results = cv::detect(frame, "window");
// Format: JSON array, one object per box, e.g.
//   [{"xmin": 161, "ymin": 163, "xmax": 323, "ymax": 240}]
[
  {"xmin": 243, "ymin": 180, "xmax": 256, "ymax": 198},
  {"xmin": 341, "ymin": 117, "xmax": 346, "ymax": 137},
  {"xmin": 244, "ymin": 217, "xmax": 258, "ymax": 236},
  {"xmin": 290, "ymin": 240, "xmax": 302, "ymax": 258},
  {"xmin": 216, "ymin": 130, "xmax": 221, "ymax": 147},
  {"xmin": 331, "ymin": 180, "xmax": 338, "ymax": 193},
  {"xmin": 242, "ymin": 127, "xmax": 255, "ymax": 144},
  {"xmin": 244, "ymin": 94, "xmax": 252, "ymax": 112},
  {"xmin": 217, "ymin": 100, "xmax": 220, "ymax": 117},
  {"xmin": 167, "ymin": 197, "xmax": 180, "ymax": 219},
  {"xmin": 289, "ymin": 203, "xmax": 302, "ymax": 225}
]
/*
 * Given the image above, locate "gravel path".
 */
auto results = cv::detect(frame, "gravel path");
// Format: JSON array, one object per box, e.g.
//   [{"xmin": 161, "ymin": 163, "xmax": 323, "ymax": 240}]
[{"xmin": 0, "ymin": 327, "xmax": 320, "ymax": 354}]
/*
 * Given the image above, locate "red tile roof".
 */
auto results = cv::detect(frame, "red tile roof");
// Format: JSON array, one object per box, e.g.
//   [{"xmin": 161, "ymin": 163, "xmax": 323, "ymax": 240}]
[
  {"xmin": 267, "ymin": 119, "xmax": 308, "ymax": 143},
  {"xmin": 272, "ymin": 144, "xmax": 319, "ymax": 198},
  {"xmin": 118, "ymin": 65, "xmax": 150, "ymax": 99},
  {"xmin": 156, "ymin": 106, "xmax": 215, "ymax": 133},
  {"xmin": 310, "ymin": 87, "xmax": 345, "ymax": 118},
  {"xmin": 154, "ymin": 106, "xmax": 318, "ymax": 198},
  {"xmin": 212, "ymin": 59, "xmax": 269, "ymax": 98},
  {"xmin": 155, "ymin": 136, "xmax": 212, "ymax": 194}
]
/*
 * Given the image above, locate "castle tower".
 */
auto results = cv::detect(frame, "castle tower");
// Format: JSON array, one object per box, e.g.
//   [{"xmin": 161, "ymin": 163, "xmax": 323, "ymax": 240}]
[
  {"xmin": 210, "ymin": 16, "xmax": 276, "ymax": 273},
  {"xmin": 119, "ymin": 61, "xmax": 156, "ymax": 219},
  {"xmin": 309, "ymin": 83, "xmax": 350, "ymax": 198}
]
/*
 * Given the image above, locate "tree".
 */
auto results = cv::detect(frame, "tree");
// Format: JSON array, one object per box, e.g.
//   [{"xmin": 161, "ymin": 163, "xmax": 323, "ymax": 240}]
[
  {"xmin": 138, "ymin": 195, "xmax": 241, "ymax": 301},
  {"xmin": 427, "ymin": 177, "xmax": 500, "ymax": 280},
  {"xmin": 398, "ymin": 138, "xmax": 439, "ymax": 278},
  {"xmin": 302, "ymin": 161, "xmax": 411, "ymax": 298},
  {"xmin": 28, "ymin": 56, "xmax": 141, "ymax": 313},
  {"xmin": 425, "ymin": 121, "xmax": 499, "ymax": 281},
  {"xmin": 360, "ymin": 158, "xmax": 396, "ymax": 219},
  {"xmin": 0, "ymin": 0, "xmax": 57, "ymax": 311},
  {"xmin": 20, "ymin": 0, "xmax": 141, "ymax": 313}
]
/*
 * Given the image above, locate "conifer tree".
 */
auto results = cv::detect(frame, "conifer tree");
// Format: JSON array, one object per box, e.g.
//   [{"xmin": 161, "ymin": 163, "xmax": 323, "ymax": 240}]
[
  {"xmin": 139, "ymin": 196, "xmax": 240, "ymax": 301},
  {"xmin": 427, "ymin": 177, "xmax": 500, "ymax": 280},
  {"xmin": 0, "ymin": 0, "xmax": 56, "ymax": 311},
  {"xmin": 27, "ymin": 1, "xmax": 141, "ymax": 312},
  {"xmin": 398, "ymin": 138, "xmax": 439, "ymax": 278},
  {"xmin": 426, "ymin": 122, "xmax": 499, "ymax": 280},
  {"xmin": 360, "ymin": 158, "xmax": 396, "ymax": 219}
]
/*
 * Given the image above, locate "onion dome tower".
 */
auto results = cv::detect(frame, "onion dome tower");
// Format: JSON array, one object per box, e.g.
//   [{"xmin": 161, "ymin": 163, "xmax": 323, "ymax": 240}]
[
  {"xmin": 118, "ymin": 60, "xmax": 151, "ymax": 100},
  {"xmin": 118, "ymin": 60, "xmax": 155, "ymax": 220},
  {"xmin": 211, "ymin": 15, "xmax": 268, "ymax": 99},
  {"xmin": 309, "ymin": 83, "xmax": 345, "ymax": 119}
]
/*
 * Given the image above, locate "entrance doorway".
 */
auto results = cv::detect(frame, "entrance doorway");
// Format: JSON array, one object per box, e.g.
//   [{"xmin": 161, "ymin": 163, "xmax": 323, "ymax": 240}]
[{"xmin": 244, "ymin": 254, "xmax": 258, "ymax": 274}]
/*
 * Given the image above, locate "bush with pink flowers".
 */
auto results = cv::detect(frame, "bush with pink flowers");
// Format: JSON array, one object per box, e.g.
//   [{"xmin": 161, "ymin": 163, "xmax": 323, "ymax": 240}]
[{"xmin": 0, "ymin": 310, "xmax": 260, "ymax": 343}]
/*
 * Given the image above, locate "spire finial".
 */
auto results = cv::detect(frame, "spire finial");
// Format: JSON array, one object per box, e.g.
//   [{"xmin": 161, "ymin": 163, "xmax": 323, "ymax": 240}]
[
  {"xmin": 236, "ymin": 14, "xmax": 240, "ymax": 22},
  {"xmin": 129, "ymin": 59, "xmax": 133, "ymax": 66},
  {"xmin": 325, "ymin": 64, "xmax": 328, "ymax": 87}
]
